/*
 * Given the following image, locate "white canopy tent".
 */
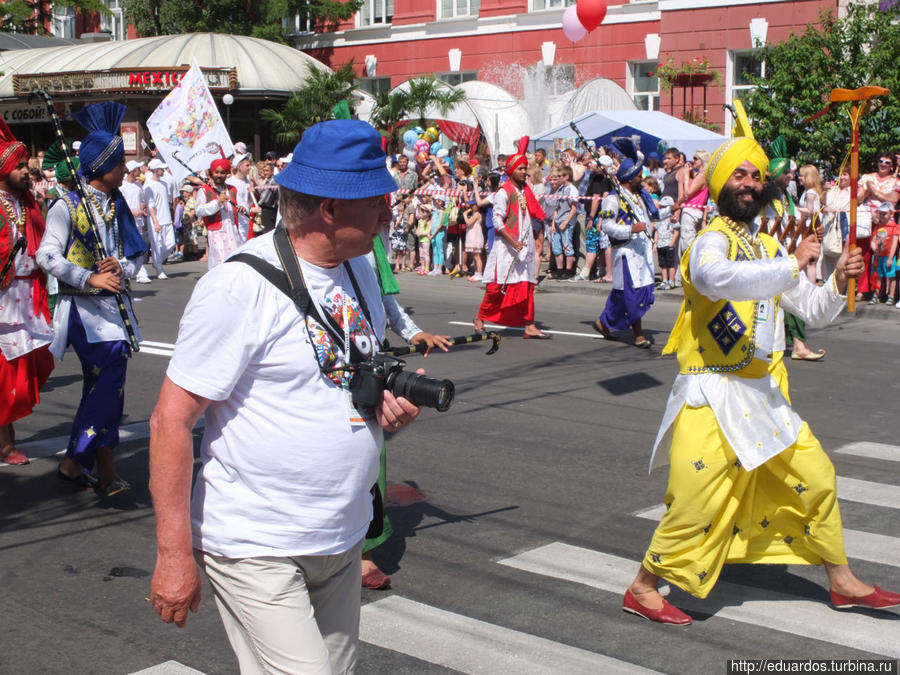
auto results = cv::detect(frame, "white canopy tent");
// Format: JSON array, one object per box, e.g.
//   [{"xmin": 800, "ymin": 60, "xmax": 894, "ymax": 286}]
[{"xmin": 531, "ymin": 110, "xmax": 726, "ymax": 159}]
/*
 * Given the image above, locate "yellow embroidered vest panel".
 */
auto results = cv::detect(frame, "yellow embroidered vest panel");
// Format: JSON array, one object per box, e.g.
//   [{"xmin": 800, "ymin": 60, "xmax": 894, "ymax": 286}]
[{"xmin": 663, "ymin": 218, "xmax": 782, "ymax": 375}]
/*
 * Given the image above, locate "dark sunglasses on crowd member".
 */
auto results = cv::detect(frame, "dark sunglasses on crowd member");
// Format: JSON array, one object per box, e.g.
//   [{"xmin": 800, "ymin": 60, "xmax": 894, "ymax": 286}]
[{"xmin": 878, "ymin": 159, "xmax": 893, "ymax": 165}]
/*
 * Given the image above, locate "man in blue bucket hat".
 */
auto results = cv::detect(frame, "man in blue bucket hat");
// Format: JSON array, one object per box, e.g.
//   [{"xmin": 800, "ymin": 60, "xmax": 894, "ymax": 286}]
[{"xmin": 150, "ymin": 120, "xmax": 421, "ymax": 673}]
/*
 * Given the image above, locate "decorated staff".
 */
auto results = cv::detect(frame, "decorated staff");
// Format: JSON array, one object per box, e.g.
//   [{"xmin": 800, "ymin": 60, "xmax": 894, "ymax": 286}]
[
  {"xmin": 0, "ymin": 118, "xmax": 54, "ymax": 466},
  {"xmin": 35, "ymin": 100, "xmax": 148, "ymax": 496},
  {"xmin": 804, "ymin": 85, "xmax": 891, "ymax": 312}
]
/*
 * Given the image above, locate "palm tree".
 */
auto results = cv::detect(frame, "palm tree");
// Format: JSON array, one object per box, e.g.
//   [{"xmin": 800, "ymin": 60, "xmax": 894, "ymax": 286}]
[
  {"xmin": 369, "ymin": 89, "xmax": 410, "ymax": 154},
  {"xmin": 369, "ymin": 75, "xmax": 468, "ymax": 153},
  {"xmin": 405, "ymin": 75, "xmax": 467, "ymax": 127},
  {"xmin": 260, "ymin": 60, "xmax": 359, "ymax": 145}
]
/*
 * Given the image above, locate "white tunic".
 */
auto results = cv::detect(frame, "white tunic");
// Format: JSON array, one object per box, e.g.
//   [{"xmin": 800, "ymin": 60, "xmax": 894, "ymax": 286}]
[
  {"xmin": 482, "ymin": 186, "xmax": 536, "ymax": 285},
  {"xmin": 37, "ymin": 185, "xmax": 143, "ymax": 359},
  {"xmin": 649, "ymin": 228, "xmax": 845, "ymax": 473},
  {"xmin": 0, "ymin": 193, "xmax": 52, "ymax": 360},
  {"xmin": 600, "ymin": 191, "xmax": 655, "ymax": 290},
  {"xmin": 119, "ymin": 179, "xmax": 147, "ymax": 234}
]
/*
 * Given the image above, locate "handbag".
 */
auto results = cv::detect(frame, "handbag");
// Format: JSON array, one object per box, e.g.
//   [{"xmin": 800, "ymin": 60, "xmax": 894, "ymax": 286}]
[{"xmin": 821, "ymin": 212, "xmax": 843, "ymax": 255}]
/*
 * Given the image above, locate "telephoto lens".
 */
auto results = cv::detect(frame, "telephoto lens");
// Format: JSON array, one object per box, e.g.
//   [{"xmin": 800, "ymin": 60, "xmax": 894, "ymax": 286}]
[{"xmin": 388, "ymin": 370, "xmax": 455, "ymax": 412}]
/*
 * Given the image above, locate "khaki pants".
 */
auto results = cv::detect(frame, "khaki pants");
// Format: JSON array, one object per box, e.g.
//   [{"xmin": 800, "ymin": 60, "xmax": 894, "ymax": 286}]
[{"xmin": 198, "ymin": 540, "xmax": 364, "ymax": 675}]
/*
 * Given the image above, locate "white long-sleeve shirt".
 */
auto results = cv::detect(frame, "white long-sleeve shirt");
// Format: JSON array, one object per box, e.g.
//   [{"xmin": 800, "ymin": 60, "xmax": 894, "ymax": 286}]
[
  {"xmin": 37, "ymin": 185, "xmax": 143, "ymax": 358},
  {"xmin": 649, "ymin": 228, "xmax": 845, "ymax": 473},
  {"xmin": 600, "ymin": 191, "xmax": 655, "ymax": 290}
]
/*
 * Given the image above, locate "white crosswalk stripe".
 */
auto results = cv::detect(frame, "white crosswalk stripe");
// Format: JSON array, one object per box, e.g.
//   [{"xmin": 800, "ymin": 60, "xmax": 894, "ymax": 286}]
[
  {"xmin": 498, "ymin": 542, "xmax": 900, "ymax": 659},
  {"xmin": 128, "ymin": 661, "xmax": 206, "ymax": 675},
  {"xmin": 835, "ymin": 441, "xmax": 900, "ymax": 463},
  {"xmin": 360, "ymin": 595, "xmax": 661, "ymax": 675}
]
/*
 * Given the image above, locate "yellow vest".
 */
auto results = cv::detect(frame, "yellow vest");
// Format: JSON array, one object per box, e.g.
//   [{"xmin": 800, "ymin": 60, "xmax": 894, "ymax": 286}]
[{"xmin": 663, "ymin": 218, "xmax": 783, "ymax": 376}]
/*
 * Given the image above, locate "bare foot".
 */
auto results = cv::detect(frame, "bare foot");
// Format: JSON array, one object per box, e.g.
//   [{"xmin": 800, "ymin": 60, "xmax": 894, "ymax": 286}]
[
  {"xmin": 628, "ymin": 585, "xmax": 665, "ymax": 610},
  {"xmin": 473, "ymin": 317, "xmax": 484, "ymax": 332}
]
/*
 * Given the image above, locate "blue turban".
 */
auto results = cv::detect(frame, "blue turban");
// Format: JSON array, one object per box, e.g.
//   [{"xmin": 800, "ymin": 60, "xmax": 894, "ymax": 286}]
[
  {"xmin": 613, "ymin": 138, "xmax": 644, "ymax": 183},
  {"xmin": 72, "ymin": 102, "xmax": 127, "ymax": 179}
]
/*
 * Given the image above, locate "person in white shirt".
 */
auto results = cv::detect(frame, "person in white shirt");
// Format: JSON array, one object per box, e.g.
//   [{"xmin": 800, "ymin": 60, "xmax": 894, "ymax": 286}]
[
  {"xmin": 144, "ymin": 159, "xmax": 175, "ymax": 279},
  {"xmin": 149, "ymin": 120, "xmax": 422, "ymax": 674},
  {"xmin": 226, "ymin": 154, "xmax": 254, "ymax": 241},
  {"xmin": 622, "ymin": 133, "xmax": 900, "ymax": 626},
  {"xmin": 120, "ymin": 160, "xmax": 151, "ymax": 283}
]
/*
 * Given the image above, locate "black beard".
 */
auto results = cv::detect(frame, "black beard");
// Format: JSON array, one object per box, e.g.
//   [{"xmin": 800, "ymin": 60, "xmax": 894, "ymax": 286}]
[{"xmin": 717, "ymin": 182, "xmax": 769, "ymax": 222}]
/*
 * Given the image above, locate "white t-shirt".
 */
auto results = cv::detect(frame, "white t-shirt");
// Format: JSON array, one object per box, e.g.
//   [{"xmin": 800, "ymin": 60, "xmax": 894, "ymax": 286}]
[
  {"xmin": 144, "ymin": 177, "xmax": 172, "ymax": 225},
  {"xmin": 166, "ymin": 233, "xmax": 386, "ymax": 558}
]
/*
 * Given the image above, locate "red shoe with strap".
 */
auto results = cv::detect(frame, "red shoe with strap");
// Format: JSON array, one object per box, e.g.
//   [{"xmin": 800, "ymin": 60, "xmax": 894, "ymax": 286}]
[
  {"xmin": 362, "ymin": 567, "xmax": 391, "ymax": 590},
  {"xmin": 622, "ymin": 589, "xmax": 692, "ymax": 625},
  {"xmin": 830, "ymin": 585, "xmax": 900, "ymax": 610}
]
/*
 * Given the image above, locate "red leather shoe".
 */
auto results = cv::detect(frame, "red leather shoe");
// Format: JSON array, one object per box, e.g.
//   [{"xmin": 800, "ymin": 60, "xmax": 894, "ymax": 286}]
[
  {"xmin": 361, "ymin": 567, "xmax": 391, "ymax": 590},
  {"xmin": 622, "ymin": 589, "xmax": 692, "ymax": 625},
  {"xmin": 830, "ymin": 585, "xmax": 900, "ymax": 610}
]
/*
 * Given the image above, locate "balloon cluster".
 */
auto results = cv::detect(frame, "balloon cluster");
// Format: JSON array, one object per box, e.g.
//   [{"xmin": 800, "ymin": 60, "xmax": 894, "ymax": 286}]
[
  {"xmin": 561, "ymin": 0, "xmax": 607, "ymax": 43},
  {"xmin": 402, "ymin": 125, "xmax": 442, "ymax": 166}
]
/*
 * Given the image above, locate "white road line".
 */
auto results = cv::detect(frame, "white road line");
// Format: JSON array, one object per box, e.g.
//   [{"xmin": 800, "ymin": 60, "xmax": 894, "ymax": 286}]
[
  {"xmin": 633, "ymin": 505, "xmax": 900, "ymax": 567},
  {"xmin": 836, "ymin": 476, "xmax": 900, "ymax": 509},
  {"xmin": 140, "ymin": 340, "xmax": 177, "ymax": 349},
  {"xmin": 360, "ymin": 595, "xmax": 660, "ymax": 675},
  {"xmin": 128, "ymin": 661, "xmax": 206, "ymax": 675},
  {"xmin": 498, "ymin": 543, "xmax": 900, "ymax": 659},
  {"xmin": 13, "ymin": 419, "xmax": 205, "ymax": 461},
  {"xmin": 498, "ymin": 542, "xmax": 669, "ymax": 596},
  {"xmin": 836, "ymin": 442, "xmax": 900, "ymax": 463},
  {"xmin": 138, "ymin": 346, "xmax": 175, "ymax": 357},
  {"xmin": 447, "ymin": 320, "xmax": 604, "ymax": 339}
]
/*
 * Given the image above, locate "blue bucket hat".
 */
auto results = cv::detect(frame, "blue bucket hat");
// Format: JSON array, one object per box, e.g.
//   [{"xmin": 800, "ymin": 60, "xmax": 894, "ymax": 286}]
[{"xmin": 275, "ymin": 120, "xmax": 397, "ymax": 199}]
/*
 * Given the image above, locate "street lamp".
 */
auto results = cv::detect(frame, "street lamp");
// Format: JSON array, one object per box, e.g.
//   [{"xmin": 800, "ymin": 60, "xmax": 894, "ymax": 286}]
[{"xmin": 222, "ymin": 93, "xmax": 234, "ymax": 136}]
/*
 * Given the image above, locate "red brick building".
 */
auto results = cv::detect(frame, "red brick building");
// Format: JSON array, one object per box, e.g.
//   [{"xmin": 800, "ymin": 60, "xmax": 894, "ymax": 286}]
[{"xmin": 293, "ymin": 0, "xmax": 845, "ymax": 133}]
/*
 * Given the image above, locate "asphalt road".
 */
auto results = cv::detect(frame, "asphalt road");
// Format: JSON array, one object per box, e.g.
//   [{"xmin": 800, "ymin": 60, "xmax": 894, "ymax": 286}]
[{"xmin": 3, "ymin": 259, "xmax": 900, "ymax": 675}]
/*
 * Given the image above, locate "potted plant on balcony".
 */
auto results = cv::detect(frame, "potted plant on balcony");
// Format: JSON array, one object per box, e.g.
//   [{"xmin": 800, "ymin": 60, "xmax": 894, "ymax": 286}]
[{"xmin": 655, "ymin": 54, "xmax": 723, "ymax": 93}]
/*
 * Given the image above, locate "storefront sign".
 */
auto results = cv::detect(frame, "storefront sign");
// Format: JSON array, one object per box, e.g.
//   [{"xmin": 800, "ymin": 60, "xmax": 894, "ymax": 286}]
[
  {"xmin": 13, "ymin": 67, "xmax": 237, "ymax": 96},
  {"xmin": 0, "ymin": 102, "xmax": 72, "ymax": 125}
]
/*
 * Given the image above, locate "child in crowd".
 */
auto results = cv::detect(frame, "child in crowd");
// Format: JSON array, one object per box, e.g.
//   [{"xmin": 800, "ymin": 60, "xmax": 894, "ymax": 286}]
[
  {"xmin": 652, "ymin": 196, "xmax": 679, "ymax": 290},
  {"xmin": 463, "ymin": 201, "xmax": 485, "ymax": 282},
  {"xmin": 390, "ymin": 195, "xmax": 410, "ymax": 273},
  {"xmin": 429, "ymin": 197, "xmax": 447, "ymax": 276},
  {"xmin": 870, "ymin": 201, "xmax": 898, "ymax": 305},
  {"xmin": 404, "ymin": 197, "xmax": 419, "ymax": 271},
  {"xmin": 548, "ymin": 165, "xmax": 579, "ymax": 279},
  {"xmin": 415, "ymin": 199, "xmax": 432, "ymax": 275}
]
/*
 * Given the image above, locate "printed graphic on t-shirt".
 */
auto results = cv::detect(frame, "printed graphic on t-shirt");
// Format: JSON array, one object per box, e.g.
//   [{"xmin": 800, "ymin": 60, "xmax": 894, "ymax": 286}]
[{"xmin": 307, "ymin": 290, "xmax": 376, "ymax": 388}]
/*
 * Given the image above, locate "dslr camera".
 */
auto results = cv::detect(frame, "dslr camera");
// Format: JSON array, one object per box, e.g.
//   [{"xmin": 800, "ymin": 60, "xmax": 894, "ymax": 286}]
[{"xmin": 351, "ymin": 354, "xmax": 455, "ymax": 413}]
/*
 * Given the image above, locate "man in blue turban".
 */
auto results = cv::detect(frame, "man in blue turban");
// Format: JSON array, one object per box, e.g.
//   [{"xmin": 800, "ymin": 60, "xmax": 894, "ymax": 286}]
[
  {"xmin": 37, "ymin": 101, "xmax": 147, "ymax": 496},
  {"xmin": 591, "ymin": 139, "xmax": 660, "ymax": 348}
]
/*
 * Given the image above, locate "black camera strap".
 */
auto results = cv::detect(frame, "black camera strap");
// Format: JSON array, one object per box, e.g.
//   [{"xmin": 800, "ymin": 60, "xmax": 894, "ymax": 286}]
[{"xmin": 228, "ymin": 226, "xmax": 382, "ymax": 363}]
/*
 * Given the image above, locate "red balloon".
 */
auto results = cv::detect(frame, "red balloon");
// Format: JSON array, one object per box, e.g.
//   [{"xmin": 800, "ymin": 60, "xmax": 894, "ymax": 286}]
[{"xmin": 576, "ymin": 0, "xmax": 607, "ymax": 32}]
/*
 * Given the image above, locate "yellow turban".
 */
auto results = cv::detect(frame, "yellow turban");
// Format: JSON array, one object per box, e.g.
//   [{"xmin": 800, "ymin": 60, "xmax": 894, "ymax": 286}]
[{"xmin": 705, "ymin": 137, "xmax": 769, "ymax": 202}]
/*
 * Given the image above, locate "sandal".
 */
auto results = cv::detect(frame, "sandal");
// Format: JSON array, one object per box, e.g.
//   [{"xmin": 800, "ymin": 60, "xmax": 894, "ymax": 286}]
[
  {"xmin": 592, "ymin": 321, "xmax": 611, "ymax": 339},
  {"xmin": 634, "ymin": 338, "xmax": 651, "ymax": 349},
  {"xmin": 95, "ymin": 476, "xmax": 132, "ymax": 497}
]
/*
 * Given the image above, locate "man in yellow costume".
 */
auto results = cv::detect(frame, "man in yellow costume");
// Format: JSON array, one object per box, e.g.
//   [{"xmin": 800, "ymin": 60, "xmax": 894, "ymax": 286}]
[{"xmin": 622, "ymin": 113, "xmax": 900, "ymax": 625}]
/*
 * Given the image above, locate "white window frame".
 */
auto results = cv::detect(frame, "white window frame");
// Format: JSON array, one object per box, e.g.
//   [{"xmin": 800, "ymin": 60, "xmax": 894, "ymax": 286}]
[
  {"xmin": 627, "ymin": 60, "xmax": 660, "ymax": 112},
  {"xmin": 100, "ymin": 0, "xmax": 125, "ymax": 40},
  {"xmin": 284, "ymin": 5, "xmax": 314, "ymax": 35},
  {"xmin": 438, "ymin": 0, "xmax": 480, "ymax": 19},
  {"xmin": 358, "ymin": 0, "xmax": 393, "ymax": 26},
  {"xmin": 530, "ymin": 0, "xmax": 575, "ymax": 10},
  {"xmin": 436, "ymin": 71, "xmax": 478, "ymax": 86},
  {"xmin": 51, "ymin": 5, "xmax": 76, "ymax": 38},
  {"xmin": 357, "ymin": 77, "xmax": 392, "ymax": 97},
  {"xmin": 726, "ymin": 49, "xmax": 766, "ymax": 134}
]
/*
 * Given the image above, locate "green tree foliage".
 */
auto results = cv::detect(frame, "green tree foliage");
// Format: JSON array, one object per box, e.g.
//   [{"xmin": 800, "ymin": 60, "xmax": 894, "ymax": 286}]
[
  {"xmin": 742, "ymin": 3, "xmax": 900, "ymax": 173},
  {"xmin": 260, "ymin": 61, "xmax": 358, "ymax": 144},
  {"xmin": 370, "ymin": 76, "xmax": 468, "ymax": 153},
  {"xmin": 123, "ymin": 0, "xmax": 361, "ymax": 43},
  {"xmin": 1, "ymin": 0, "xmax": 109, "ymax": 34}
]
